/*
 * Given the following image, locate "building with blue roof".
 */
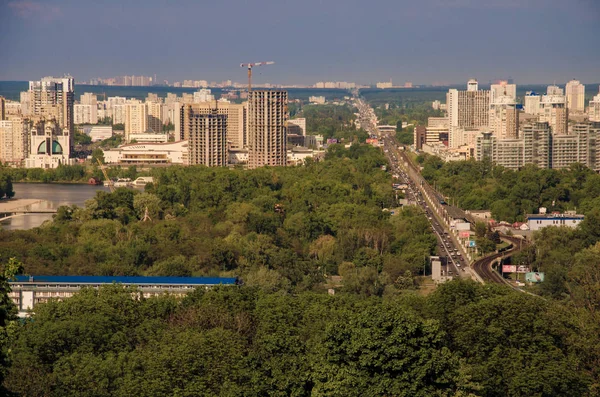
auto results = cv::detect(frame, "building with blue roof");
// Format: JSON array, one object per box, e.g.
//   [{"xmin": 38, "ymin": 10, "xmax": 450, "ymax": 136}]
[{"xmin": 9, "ymin": 275, "xmax": 238, "ymax": 317}]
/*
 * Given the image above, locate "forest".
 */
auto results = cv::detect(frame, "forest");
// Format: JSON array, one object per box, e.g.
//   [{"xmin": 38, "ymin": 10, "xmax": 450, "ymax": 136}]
[
  {"xmin": 299, "ymin": 104, "xmax": 369, "ymax": 142},
  {"xmin": 0, "ymin": 145, "xmax": 434, "ymax": 294},
  {"xmin": 2, "ymin": 279, "xmax": 599, "ymax": 396},
  {"xmin": 1, "ymin": 144, "xmax": 600, "ymax": 395},
  {"xmin": 416, "ymin": 155, "xmax": 600, "ymax": 222}
]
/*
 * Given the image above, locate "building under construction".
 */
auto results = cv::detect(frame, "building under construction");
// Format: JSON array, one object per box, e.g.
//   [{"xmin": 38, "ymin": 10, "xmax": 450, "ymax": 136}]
[
  {"xmin": 181, "ymin": 104, "xmax": 227, "ymax": 167},
  {"xmin": 247, "ymin": 90, "xmax": 288, "ymax": 169}
]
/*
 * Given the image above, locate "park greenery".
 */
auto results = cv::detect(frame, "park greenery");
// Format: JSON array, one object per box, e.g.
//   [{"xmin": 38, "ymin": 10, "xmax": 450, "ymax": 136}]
[
  {"xmin": 2, "ymin": 278, "xmax": 600, "ymax": 396},
  {"xmin": 1, "ymin": 143, "xmax": 600, "ymax": 394},
  {"xmin": 0, "ymin": 164, "xmax": 137, "ymax": 184},
  {"xmin": 0, "ymin": 145, "xmax": 433, "ymax": 293},
  {"xmin": 297, "ymin": 104, "xmax": 369, "ymax": 142},
  {"xmin": 416, "ymin": 154, "xmax": 600, "ymax": 222}
]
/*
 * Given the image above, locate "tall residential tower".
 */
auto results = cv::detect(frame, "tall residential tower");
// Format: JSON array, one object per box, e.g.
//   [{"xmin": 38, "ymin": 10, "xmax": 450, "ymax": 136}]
[{"xmin": 247, "ymin": 90, "xmax": 288, "ymax": 169}]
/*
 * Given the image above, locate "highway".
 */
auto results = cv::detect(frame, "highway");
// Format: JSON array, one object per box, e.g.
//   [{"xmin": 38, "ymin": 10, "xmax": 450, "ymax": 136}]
[{"xmin": 353, "ymin": 95, "xmax": 527, "ymax": 284}]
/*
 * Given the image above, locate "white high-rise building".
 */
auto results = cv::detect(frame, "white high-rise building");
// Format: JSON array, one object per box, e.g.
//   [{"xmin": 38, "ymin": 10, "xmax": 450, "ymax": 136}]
[
  {"xmin": 589, "ymin": 91, "xmax": 600, "ymax": 122},
  {"xmin": 125, "ymin": 101, "xmax": 147, "ymax": 142},
  {"xmin": 524, "ymin": 91, "xmax": 541, "ymax": 115},
  {"xmin": 547, "ymin": 85, "xmax": 564, "ymax": 96},
  {"xmin": 490, "ymin": 81, "xmax": 516, "ymax": 103},
  {"xmin": 447, "ymin": 80, "xmax": 490, "ymax": 148},
  {"xmin": 193, "ymin": 89, "xmax": 214, "ymax": 103},
  {"xmin": 565, "ymin": 80, "xmax": 585, "ymax": 113},
  {"xmin": 489, "ymin": 95, "xmax": 519, "ymax": 139},
  {"xmin": 74, "ymin": 104, "xmax": 97, "ymax": 125},
  {"xmin": 540, "ymin": 94, "xmax": 568, "ymax": 135}
]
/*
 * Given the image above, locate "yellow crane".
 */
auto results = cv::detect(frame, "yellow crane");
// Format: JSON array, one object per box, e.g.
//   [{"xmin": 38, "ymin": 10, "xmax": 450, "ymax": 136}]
[
  {"xmin": 240, "ymin": 61, "xmax": 274, "ymax": 92},
  {"xmin": 96, "ymin": 157, "xmax": 114, "ymax": 193}
]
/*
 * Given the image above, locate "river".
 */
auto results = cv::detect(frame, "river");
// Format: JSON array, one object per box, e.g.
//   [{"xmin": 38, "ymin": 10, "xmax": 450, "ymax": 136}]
[{"xmin": 1, "ymin": 183, "xmax": 112, "ymax": 230}]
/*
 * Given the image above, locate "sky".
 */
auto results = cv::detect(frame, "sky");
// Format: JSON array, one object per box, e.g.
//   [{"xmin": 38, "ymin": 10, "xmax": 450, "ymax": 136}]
[{"xmin": 1, "ymin": 0, "xmax": 599, "ymax": 86}]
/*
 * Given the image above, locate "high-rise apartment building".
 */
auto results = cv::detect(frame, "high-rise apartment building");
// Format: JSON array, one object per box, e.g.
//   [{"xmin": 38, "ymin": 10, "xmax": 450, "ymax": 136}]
[
  {"xmin": 74, "ymin": 104, "xmax": 97, "ymax": 125},
  {"xmin": 28, "ymin": 76, "xmax": 75, "ymax": 150},
  {"xmin": 588, "ymin": 92, "xmax": 600, "ymax": 122},
  {"xmin": 522, "ymin": 122, "xmax": 552, "ymax": 169},
  {"xmin": 146, "ymin": 101, "xmax": 163, "ymax": 133},
  {"xmin": 547, "ymin": 85, "xmax": 564, "ymax": 96},
  {"xmin": 552, "ymin": 122, "xmax": 599, "ymax": 169},
  {"xmin": 447, "ymin": 79, "xmax": 490, "ymax": 148},
  {"xmin": 565, "ymin": 80, "xmax": 585, "ymax": 113},
  {"xmin": 181, "ymin": 104, "xmax": 227, "ymax": 166},
  {"xmin": 247, "ymin": 90, "xmax": 288, "ymax": 169},
  {"xmin": 0, "ymin": 119, "xmax": 28, "ymax": 165},
  {"xmin": 539, "ymin": 94, "xmax": 568, "ymax": 135},
  {"xmin": 180, "ymin": 102, "xmax": 247, "ymax": 149},
  {"xmin": 524, "ymin": 92, "xmax": 541, "ymax": 115},
  {"xmin": 490, "ymin": 81, "xmax": 516, "ymax": 103},
  {"xmin": 124, "ymin": 101, "xmax": 147, "ymax": 142},
  {"xmin": 489, "ymin": 95, "xmax": 519, "ymax": 139}
]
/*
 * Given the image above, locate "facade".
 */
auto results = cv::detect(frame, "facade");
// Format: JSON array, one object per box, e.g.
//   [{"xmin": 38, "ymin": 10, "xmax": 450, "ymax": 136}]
[
  {"xmin": 490, "ymin": 81, "xmax": 516, "ymax": 103},
  {"xmin": 0, "ymin": 96, "xmax": 5, "ymax": 120},
  {"xmin": 82, "ymin": 125, "xmax": 113, "ymax": 142},
  {"xmin": 25, "ymin": 119, "xmax": 74, "ymax": 168},
  {"xmin": 9, "ymin": 275, "xmax": 237, "ymax": 317},
  {"xmin": 103, "ymin": 141, "xmax": 187, "ymax": 165},
  {"xmin": 565, "ymin": 80, "xmax": 585, "ymax": 112},
  {"xmin": 447, "ymin": 80, "xmax": 490, "ymax": 148},
  {"xmin": 589, "ymin": 92, "xmax": 600, "ymax": 122},
  {"xmin": 524, "ymin": 92, "xmax": 541, "ymax": 115},
  {"xmin": 146, "ymin": 101, "xmax": 163, "ymax": 134},
  {"xmin": 539, "ymin": 94, "xmax": 568, "ymax": 135},
  {"xmin": 0, "ymin": 119, "xmax": 28, "ymax": 165},
  {"xmin": 527, "ymin": 213, "xmax": 584, "ymax": 232},
  {"xmin": 182, "ymin": 104, "xmax": 228, "ymax": 166},
  {"xmin": 489, "ymin": 95, "xmax": 518, "ymax": 139},
  {"xmin": 247, "ymin": 90, "xmax": 288, "ymax": 169},
  {"xmin": 522, "ymin": 122, "xmax": 551, "ymax": 169},
  {"xmin": 547, "ymin": 85, "xmax": 564, "ymax": 96},
  {"xmin": 28, "ymin": 76, "xmax": 75, "ymax": 151},
  {"xmin": 287, "ymin": 118, "xmax": 307, "ymax": 136},
  {"xmin": 414, "ymin": 126, "xmax": 427, "ymax": 150},
  {"xmin": 74, "ymin": 104, "xmax": 96, "ymax": 125},
  {"xmin": 124, "ymin": 101, "xmax": 147, "ymax": 142},
  {"xmin": 180, "ymin": 102, "xmax": 246, "ymax": 149}
]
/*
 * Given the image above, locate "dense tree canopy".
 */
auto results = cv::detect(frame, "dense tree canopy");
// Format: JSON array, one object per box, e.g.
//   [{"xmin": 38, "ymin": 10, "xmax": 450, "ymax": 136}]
[{"xmin": 3, "ymin": 281, "xmax": 599, "ymax": 396}]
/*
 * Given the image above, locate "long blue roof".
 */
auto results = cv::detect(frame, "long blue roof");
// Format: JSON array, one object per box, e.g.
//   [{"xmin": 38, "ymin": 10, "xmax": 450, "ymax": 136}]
[{"xmin": 12, "ymin": 275, "xmax": 238, "ymax": 285}]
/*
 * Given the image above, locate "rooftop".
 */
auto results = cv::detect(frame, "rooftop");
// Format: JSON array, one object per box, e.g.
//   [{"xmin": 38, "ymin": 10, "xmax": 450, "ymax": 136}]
[{"xmin": 12, "ymin": 275, "xmax": 238, "ymax": 285}]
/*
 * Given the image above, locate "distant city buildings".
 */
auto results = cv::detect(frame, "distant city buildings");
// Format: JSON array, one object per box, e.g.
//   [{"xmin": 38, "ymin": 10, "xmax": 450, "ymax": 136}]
[
  {"xmin": 447, "ymin": 79, "xmax": 490, "ymax": 148},
  {"xmin": 181, "ymin": 104, "xmax": 228, "ymax": 167}
]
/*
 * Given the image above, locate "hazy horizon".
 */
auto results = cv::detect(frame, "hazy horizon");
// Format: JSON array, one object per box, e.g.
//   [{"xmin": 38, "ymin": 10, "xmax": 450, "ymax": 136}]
[{"xmin": 1, "ymin": 0, "xmax": 599, "ymax": 85}]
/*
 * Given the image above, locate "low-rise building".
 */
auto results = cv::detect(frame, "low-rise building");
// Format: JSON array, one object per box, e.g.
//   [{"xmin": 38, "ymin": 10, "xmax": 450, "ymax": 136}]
[
  {"xmin": 527, "ymin": 213, "xmax": 584, "ymax": 231},
  {"xmin": 103, "ymin": 140, "xmax": 188, "ymax": 165},
  {"xmin": 9, "ymin": 275, "xmax": 237, "ymax": 317}
]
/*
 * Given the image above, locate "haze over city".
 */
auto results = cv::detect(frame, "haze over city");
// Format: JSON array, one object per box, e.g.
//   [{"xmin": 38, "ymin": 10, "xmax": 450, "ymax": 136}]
[{"xmin": 1, "ymin": 0, "xmax": 599, "ymax": 85}]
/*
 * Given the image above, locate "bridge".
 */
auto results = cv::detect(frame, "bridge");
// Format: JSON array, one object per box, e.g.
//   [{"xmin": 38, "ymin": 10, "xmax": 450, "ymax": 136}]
[{"xmin": 0, "ymin": 209, "xmax": 57, "ymax": 222}]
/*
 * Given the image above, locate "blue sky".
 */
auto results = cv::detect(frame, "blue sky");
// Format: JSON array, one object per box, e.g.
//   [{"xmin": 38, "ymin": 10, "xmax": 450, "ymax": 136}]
[{"xmin": 1, "ymin": 0, "xmax": 599, "ymax": 85}]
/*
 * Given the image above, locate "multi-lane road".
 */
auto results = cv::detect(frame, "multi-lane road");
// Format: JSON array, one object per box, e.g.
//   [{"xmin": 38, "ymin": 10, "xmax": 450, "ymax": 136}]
[{"xmin": 353, "ymin": 95, "xmax": 527, "ymax": 283}]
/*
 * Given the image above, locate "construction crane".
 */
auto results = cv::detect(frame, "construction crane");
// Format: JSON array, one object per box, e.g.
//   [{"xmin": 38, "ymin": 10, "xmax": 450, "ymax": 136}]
[
  {"xmin": 96, "ymin": 157, "xmax": 114, "ymax": 193},
  {"xmin": 240, "ymin": 61, "xmax": 274, "ymax": 92}
]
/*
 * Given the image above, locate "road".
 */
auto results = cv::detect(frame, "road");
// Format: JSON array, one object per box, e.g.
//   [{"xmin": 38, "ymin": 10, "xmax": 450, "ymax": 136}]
[
  {"xmin": 353, "ymin": 96, "xmax": 467, "ymax": 278},
  {"xmin": 353, "ymin": 95, "xmax": 528, "ymax": 284}
]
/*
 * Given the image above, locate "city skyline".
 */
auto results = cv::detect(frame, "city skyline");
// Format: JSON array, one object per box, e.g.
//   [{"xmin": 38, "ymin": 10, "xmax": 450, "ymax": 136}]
[{"xmin": 1, "ymin": 0, "xmax": 599, "ymax": 85}]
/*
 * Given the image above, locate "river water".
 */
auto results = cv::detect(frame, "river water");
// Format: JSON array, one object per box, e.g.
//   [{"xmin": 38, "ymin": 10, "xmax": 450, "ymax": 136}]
[{"xmin": 1, "ymin": 183, "xmax": 112, "ymax": 230}]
